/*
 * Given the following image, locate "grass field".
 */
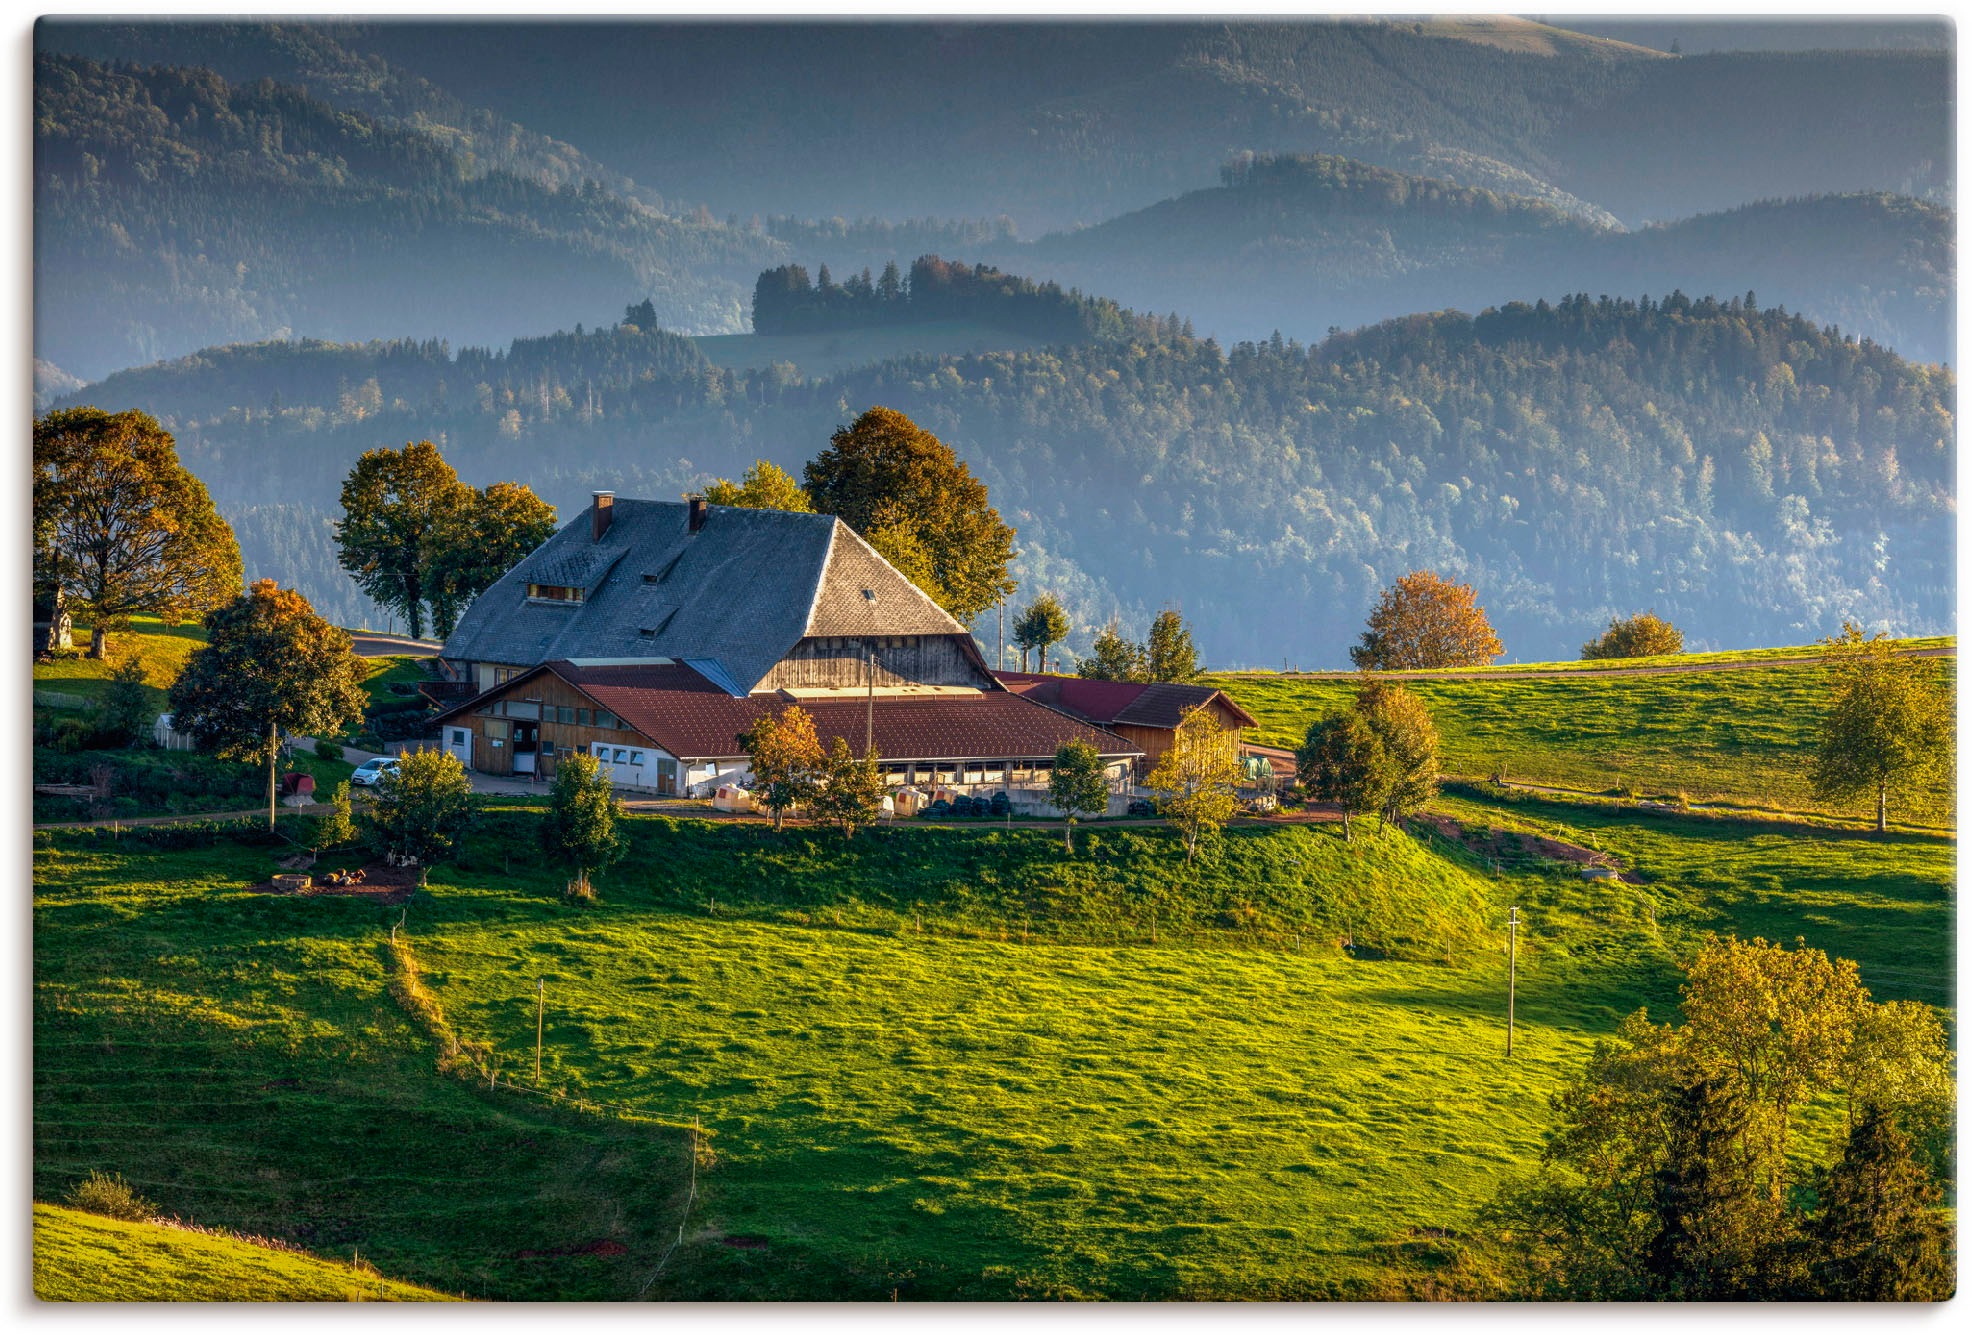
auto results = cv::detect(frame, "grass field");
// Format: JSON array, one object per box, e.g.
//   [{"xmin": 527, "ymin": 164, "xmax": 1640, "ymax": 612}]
[
  {"xmin": 33, "ymin": 1204, "xmax": 456, "ymax": 1301},
  {"xmin": 1205, "ymin": 647, "xmax": 1957, "ymax": 828},
  {"xmin": 34, "ymin": 788, "xmax": 1948, "ymax": 1298}
]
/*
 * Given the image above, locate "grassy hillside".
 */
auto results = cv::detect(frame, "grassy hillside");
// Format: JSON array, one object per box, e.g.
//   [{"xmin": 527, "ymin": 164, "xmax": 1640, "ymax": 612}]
[
  {"xmin": 1206, "ymin": 646, "xmax": 1957, "ymax": 829},
  {"xmin": 35, "ymin": 790, "xmax": 1949, "ymax": 1298},
  {"xmin": 34, "ymin": 1203, "xmax": 456, "ymax": 1301}
]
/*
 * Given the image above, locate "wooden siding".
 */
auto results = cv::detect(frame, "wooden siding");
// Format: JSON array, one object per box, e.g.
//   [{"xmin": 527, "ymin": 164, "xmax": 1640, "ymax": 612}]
[
  {"xmin": 459, "ymin": 673, "xmax": 653, "ymax": 780},
  {"xmin": 758, "ymin": 634, "xmax": 992, "ymax": 691},
  {"xmin": 1119, "ymin": 698, "xmax": 1248, "ymax": 779}
]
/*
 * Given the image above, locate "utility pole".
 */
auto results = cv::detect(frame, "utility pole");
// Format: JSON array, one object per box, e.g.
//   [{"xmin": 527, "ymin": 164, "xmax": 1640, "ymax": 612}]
[
  {"xmin": 865, "ymin": 637, "xmax": 876, "ymax": 756},
  {"xmin": 999, "ymin": 596, "xmax": 1006, "ymax": 671},
  {"xmin": 1506, "ymin": 906, "xmax": 1519, "ymax": 1058},
  {"xmin": 535, "ymin": 978, "xmax": 545, "ymax": 1083}
]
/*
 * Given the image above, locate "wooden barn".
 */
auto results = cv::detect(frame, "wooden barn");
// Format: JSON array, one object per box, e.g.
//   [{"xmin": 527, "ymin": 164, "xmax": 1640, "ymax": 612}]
[
  {"xmin": 991, "ymin": 671, "xmax": 1259, "ymax": 780},
  {"xmin": 433, "ymin": 494, "xmax": 1141, "ymax": 799}
]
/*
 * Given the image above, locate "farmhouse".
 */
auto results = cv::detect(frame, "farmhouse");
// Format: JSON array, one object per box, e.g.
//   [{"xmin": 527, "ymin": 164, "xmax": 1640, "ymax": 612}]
[
  {"xmin": 992, "ymin": 671, "xmax": 1259, "ymax": 780},
  {"xmin": 432, "ymin": 494, "xmax": 1140, "ymax": 798}
]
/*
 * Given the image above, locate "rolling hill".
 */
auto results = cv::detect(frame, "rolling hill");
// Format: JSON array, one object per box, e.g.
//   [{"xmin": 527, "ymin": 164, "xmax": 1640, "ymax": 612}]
[
  {"xmin": 1016, "ymin": 157, "xmax": 1954, "ymax": 363},
  {"xmin": 55, "ymin": 279, "xmax": 1955, "ymax": 668}
]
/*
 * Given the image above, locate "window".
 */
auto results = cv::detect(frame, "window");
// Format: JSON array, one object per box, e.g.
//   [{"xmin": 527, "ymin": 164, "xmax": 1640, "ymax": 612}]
[
  {"xmin": 540, "ymin": 740, "xmax": 556, "ymax": 756},
  {"xmin": 629, "ymin": 751, "xmax": 645, "ymax": 765},
  {"xmin": 556, "ymin": 706, "xmax": 575, "ymax": 724},
  {"xmin": 613, "ymin": 748, "xmax": 628, "ymax": 763},
  {"xmin": 576, "ymin": 708, "xmax": 592, "ymax": 726},
  {"xmin": 595, "ymin": 711, "xmax": 619, "ymax": 731},
  {"xmin": 450, "ymin": 729, "xmax": 467, "ymax": 745},
  {"xmin": 527, "ymin": 583, "xmax": 583, "ymax": 602}
]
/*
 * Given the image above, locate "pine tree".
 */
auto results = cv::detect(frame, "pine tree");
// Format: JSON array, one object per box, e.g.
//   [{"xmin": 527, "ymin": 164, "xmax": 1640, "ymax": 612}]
[
  {"xmin": 1809, "ymin": 1108, "xmax": 1953, "ymax": 1300},
  {"xmin": 1143, "ymin": 609, "xmax": 1201, "ymax": 682}
]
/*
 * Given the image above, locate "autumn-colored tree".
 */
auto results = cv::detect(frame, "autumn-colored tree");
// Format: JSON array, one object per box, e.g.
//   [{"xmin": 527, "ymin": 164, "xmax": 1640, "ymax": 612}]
[
  {"xmin": 1583, "ymin": 610, "xmax": 1684, "ymax": 660},
  {"xmin": 1810, "ymin": 623, "xmax": 1952, "ymax": 832},
  {"xmin": 34, "ymin": 407, "xmax": 243, "ymax": 658},
  {"xmin": 803, "ymin": 406, "xmax": 1016, "ymax": 621},
  {"xmin": 1077, "ymin": 621, "xmax": 1146, "ymax": 681},
  {"xmin": 702, "ymin": 459, "xmax": 812, "ymax": 512},
  {"xmin": 1014, "ymin": 595, "xmax": 1071, "ymax": 673},
  {"xmin": 1355, "ymin": 680, "xmax": 1440, "ymax": 825},
  {"xmin": 334, "ymin": 440, "xmax": 473, "ymax": 640},
  {"xmin": 1144, "ymin": 609, "xmax": 1202, "ymax": 682},
  {"xmin": 425, "ymin": 481, "xmax": 558, "ymax": 638},
  {"xmin": 811, "ymin": 737, "xmax": 887, "ymax": 838},
  {"xmin": 1146, "ymin": 706, "xmax": 1242, "ymax": 863},
  {"xmin": 540, "ymin": 749, "xmax": 626, "ymax": 898},
  {"xmin": 1349, "ymin": 570, "xmax": 1503, "ymax": 670},
  {"xmin": 1047, "ymin": 739, "xmax": 1111, "ymax": 853},
  {"xmin": 740, "ymin": 704, "xmax": 824, "ymax": 831},
  {"xmin": 167, "ymin": 580, "xmax": 369, "ymax": 829},
  {"xmin": 366, "ymin": 748, "xmax": 477, "ymax": 884},
  {"xmin": 1486, "ymin": 936, "xmax": 1954, "ymax": 1300}
]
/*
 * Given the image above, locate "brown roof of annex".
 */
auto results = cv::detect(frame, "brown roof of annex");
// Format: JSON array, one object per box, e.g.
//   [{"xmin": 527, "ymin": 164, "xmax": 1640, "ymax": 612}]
[{"xmin": 434, "ymin": 659, "xmax": 1143, "ymax": 763}]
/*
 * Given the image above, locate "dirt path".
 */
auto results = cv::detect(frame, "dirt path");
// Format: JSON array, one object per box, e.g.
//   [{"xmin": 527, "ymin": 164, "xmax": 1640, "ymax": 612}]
[
  {"xmin": 1227, "ymin": 644, "xmax": 1953, "ymax": 682},
  {"xmin": 33, "ymin": 806, "xmax": 284, "ymax": 832}
]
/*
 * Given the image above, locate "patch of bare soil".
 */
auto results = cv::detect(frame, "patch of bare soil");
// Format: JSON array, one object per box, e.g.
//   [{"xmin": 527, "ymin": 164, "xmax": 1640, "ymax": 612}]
[
  {"xmin": 1417, "ymin": 813, "xmax": 1642, "ymax": 883},
  {"xmin": 246, "ymin": 861, "xmax": 422, "ymax": 904}
]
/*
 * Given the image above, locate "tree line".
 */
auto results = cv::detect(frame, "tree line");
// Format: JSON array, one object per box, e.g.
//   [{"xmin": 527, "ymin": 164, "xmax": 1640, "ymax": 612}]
[{"xmin": 750, "ymin": 254, "xmax": 1155, "ymax": 342}]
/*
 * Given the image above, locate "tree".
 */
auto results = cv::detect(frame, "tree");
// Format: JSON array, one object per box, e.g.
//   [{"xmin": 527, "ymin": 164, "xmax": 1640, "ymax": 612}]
[
  {"xmin": 1296, "ymin": 711, "xmax": 1390, "ymax": 841},
  {"xmin": 167, "ymin": 580, "xmax": 369, "ymax": 829},
  {"xmin": 315, "ymin": 781, "xmax": 356, "ymax": 851},
  {"xmin": 1642, "ymin": 1078, "xmax": 1778, "ymax": 1299},
  {"xmin": 1486, "ymin": 936, "xmax": 1955, "ymax": 1300},
  {"xmin": 539, "ymin": 750, "xmax": 626, "ymax": 897},
  {"xmin": 366, "ymin": 748, "xmax": 477, "ymax": 883},
  {"xmin": 1047, "ymin": 740, "xmax": 1110, "ymax": 852},
  {"xmin": 811, "ymin": 737, "xmax": 886, "ymax": 838},
  {"xmin": 1583, "ymin": 611, "xmax": 1684, "ymax": 660},
  {"xmin": 1146, "ymin": 706, "xmax": 1242, "ymax": 863},
  {"xmin": 803, "ymin": 406, "xmax": 1017, "ymax": 621},
  {"xmin": 1810, "ymin": 623, "xmax": 1952, "ymax": 831},
  {"xmin": 1014, "ymin": 595, "xmax": 1071, "ymax": 673},
  {"xmin": 34, "ymin": 407, "xmax": 243, "ymax": 658},
  {"xmin": 740, "ymin": 705, "xmax": 823, "ymax": 831},
  {"xmin": 1077, "ymin": 621, "xmax": 1145, "ymax": 681},
  {"xmin": 1355, "ymin": 680, "xmax": 1440, "ymax": 825},
  {"xmin": 702, "ymin": 459, "xmax": 812, "ymax": 512},
  {"xmin": 1349, "ymin": 570, "xmax": 1503, "ymax": 671},
  {"xmin": 334, "ymin": 440, "xmax": 473, "ymax": 640},
  {"xmin": 1808, "ymin": 1109, "xmax": 1953, "ymax": 1300},
  {"xmin": 96, "ymin": 656, "xmax": 152, "ymax": 747},
  {"xmin": 1144, "ymin": 609, "xmax": 1201, "ymax": 682},
  {"xmin": 425, "ymin": 481, "xmax": 558, "ymax": 638}
]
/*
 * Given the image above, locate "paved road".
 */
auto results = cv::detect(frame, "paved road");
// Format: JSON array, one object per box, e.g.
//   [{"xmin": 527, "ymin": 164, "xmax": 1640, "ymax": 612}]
[
  {"xmin": 1223, "ymin": 645, "xmax": 1954, "ymax": 682},
  {"xmin": 347, "ymin": 633, "xmax": 443, "ymax": 658}
]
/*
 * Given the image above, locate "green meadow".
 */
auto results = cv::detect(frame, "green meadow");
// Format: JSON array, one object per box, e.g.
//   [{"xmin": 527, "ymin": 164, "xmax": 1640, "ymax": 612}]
[
  {"xmin": 34, "ymin": 786, "xmax": 1950, "ymax": 1298},
  {"xmin": 33, "ymin": 1204, "xmax": 457, "ymax": 1301},
  {"xmin": 1204, "ymin": 644, "xmax": 1956, "ymax": 828}
]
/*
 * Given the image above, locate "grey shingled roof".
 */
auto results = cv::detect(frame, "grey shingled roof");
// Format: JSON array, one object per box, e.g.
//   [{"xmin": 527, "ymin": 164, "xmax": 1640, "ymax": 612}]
[{"xmin": 440, "ymin": 498, "xmax": 968, "ymax": 695}]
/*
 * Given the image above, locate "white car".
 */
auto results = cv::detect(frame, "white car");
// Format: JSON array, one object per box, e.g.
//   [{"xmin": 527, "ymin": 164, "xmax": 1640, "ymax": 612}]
[{"xmin": 350, "ymin": 756, "xmax": 401, "ymax": 788}]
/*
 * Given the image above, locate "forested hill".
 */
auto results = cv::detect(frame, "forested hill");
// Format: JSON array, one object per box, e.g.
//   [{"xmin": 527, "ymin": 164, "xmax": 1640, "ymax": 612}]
[
  {"xmin": 1018, "ymin": 156, "xmax": 1954, "ymax": 363},
  {"xmin": 33, "ymin": 52, "xmax": 780, "ymax": 379},
  {"xmin": 340, "ymin": 18, "xmax": 1949, "ymax": 233},
  {"xmin": 60, "ymin": 289, "xmax": 1953, "ymax": 665}
]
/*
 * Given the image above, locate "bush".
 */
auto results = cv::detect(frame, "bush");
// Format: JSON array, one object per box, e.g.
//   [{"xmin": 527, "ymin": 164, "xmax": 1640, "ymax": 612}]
[
  {"xmin": 1582, "ymin": 610, "xmax": 1684, "ymax": 660},
  {"xmin": 313, "ymin": 737, "xmax": 344, "ymax": 762},
  {"xmin": 67, "ymin": 1170, "xmax": 156, "ymax": 1222},
  {"xmin": 352, "ymin": 734, "xmax": 385, "ymax": 753}
]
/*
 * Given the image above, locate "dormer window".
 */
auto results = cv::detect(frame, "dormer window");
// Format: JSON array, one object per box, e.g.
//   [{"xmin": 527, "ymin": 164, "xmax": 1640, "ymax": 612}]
[{"xmin": 528, "ymin": 583, "xmax": 584, "ymax": 603}]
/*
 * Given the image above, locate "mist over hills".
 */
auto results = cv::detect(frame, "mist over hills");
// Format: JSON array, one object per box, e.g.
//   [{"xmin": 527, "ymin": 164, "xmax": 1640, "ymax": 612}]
[
  {"xmin": 57, "ymin": 287, "xmax": 1953, "ymax": 667},
  {"xmin": 33, "ymin": 17, "xmax": 1955, "ymax": 663}
]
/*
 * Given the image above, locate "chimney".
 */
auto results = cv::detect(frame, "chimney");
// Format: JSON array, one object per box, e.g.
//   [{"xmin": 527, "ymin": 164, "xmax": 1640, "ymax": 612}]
[
  {"xmin": 591, "ymin": 491, "xmax": 614, "ymax": 543},
  {"xmin": 687, "ymin": 494, "xmax": 708, "ymax": 534}
]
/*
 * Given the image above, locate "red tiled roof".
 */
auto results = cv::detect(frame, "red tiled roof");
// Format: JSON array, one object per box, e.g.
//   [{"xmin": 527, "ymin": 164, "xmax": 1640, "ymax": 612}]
[
  {"xmin": 437, "ymin": 660, "xmax": 1141, "ymax": 762},
  {"xmin": 992, "ymin": 671, "xmax": 1256, "ymax": 730}
]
